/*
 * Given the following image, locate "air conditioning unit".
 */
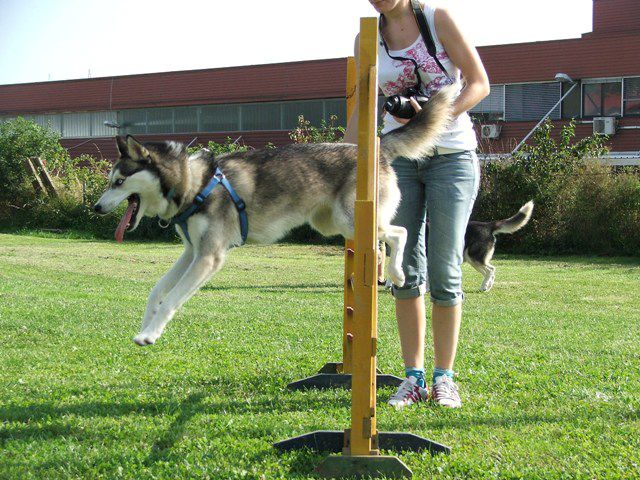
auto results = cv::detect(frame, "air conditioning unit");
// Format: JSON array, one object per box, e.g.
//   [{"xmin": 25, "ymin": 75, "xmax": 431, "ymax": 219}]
[
  {"xmin": 481, "ymin": 124, "xmax": 502, "ymax": 139},
  {"xmin": 593, "ymin": 117, "xmax": 617, "ymax": 135}
]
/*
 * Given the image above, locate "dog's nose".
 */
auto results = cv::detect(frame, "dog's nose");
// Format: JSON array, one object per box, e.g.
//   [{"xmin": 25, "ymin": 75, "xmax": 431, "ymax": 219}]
[{"xmin": 93, "ymin": 203, "xmax": 103, "ymax": 213}]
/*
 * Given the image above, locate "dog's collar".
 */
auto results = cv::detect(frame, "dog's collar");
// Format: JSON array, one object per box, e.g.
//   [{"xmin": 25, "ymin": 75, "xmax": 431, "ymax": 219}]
[{"xmin": 167, "ymin": 167, "xmax": 248, "ymax": 245}]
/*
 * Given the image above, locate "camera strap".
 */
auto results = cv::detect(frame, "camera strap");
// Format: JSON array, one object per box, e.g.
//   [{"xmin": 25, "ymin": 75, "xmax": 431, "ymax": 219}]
[{"xmin": 410, "ymin": 0, "xmax": 450, "ymax": 79}]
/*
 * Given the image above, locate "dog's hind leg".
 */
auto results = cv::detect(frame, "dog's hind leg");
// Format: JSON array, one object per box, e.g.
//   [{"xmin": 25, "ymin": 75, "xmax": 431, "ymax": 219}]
[
  {"xmin": 134, "ymin": 250, "xmax": 226, "ymax": 346},
  {"xmin": 140, "ymin": 247, "xmax": 194, "ymax": 332},
  {"xmin": 481, "ymin": 263, "xmax": 496, "ymax": 292},
  {"xmin": 466, "ymin": 256, "xmax": 495, "ymax": 292},
  {"xmin": 379, "ymin": 225, "xmax": 407, "ymax": 287}
]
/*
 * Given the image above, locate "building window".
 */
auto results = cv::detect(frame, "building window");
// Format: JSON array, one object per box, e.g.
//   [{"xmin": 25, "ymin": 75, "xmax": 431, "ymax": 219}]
[
  {"xmin": 174, "ymin": 106, "xmax": 198, "ymax": 133},
  {"xmin": 470, "ymin": 84, "xmax": 504, "ymax": 121},
  {"xmin": 324, "ymin": 98, "xmax": 347, "ymax": 127},
  {"xmin": 624, "ymin": 77, "xmax": 640, "ymax": 116},
  {"xmin": 582, "ymin": 80, "xmax": 622, "ymax": 117},
  {"xmin": 561, "ymin": 82, "xmax": 581, "ymax": 119},
  {"xmin": 505, "ymin": 83, "xmax": 561, "ymax": 122},
  {"xmin": 119, "ymin": 110, "xmax": 147, "ymax": 134},
  {"xmin": 240, "ymin": 103, "xmax": 281, "ymax": 131},
  {"xmin": 91, "ymin": 112, "xmax": 117, "ymax": 137},
  {"xmin": 4, "ymin": 98, "xmax": 348, "ymax": 138},
  {"xmin": 147, "ymin": 107, "xmax": 174, "ymax": 134},
  {"xmin": 283, "ymin": 100, "xmax": 324, "ymax": 129},
  {"xmin": 62, "ymin": 112, "xmax": 92, "ymax": 138},
  {"xmin": 200, "ymin": 105, "xmax": 239, "ymax": 132}
]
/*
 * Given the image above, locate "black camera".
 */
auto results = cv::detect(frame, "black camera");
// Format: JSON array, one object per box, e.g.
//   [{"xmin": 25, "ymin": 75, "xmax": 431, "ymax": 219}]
[{"xmin": 383, "ymin": 86, "xmax": 429, "ymax": 120}]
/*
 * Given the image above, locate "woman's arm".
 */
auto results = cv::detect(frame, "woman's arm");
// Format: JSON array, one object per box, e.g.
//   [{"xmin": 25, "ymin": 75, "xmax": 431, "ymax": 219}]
[{"xmin": 435, "ymin": 7, "xmax": 490, "ymax": 117}]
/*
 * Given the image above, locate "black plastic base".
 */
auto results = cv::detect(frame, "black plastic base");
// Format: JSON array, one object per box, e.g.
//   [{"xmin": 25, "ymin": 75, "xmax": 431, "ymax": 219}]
[
  {"xmin": 287, "ymin": 373, "xmax": 404, "ymax": 390},
  {"xmin": 288, "ymin": 362, "xmax": 404, "ymax": 390},
  {"xmin": 273, "ymin": 430, "xmax": 451, "ymax": 456}
]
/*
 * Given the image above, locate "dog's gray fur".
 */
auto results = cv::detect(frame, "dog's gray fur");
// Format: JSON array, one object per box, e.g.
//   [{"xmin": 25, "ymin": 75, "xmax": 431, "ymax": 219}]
[{"xmin": 95, "ymin": 86, "xmax": 456, "ymax": 346}]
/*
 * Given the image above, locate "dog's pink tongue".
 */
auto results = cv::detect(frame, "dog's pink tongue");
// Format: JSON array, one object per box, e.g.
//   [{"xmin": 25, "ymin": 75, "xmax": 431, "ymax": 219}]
[{"xmin": 115, "ymin": 199, "xmax": 137, "ymax": 244}]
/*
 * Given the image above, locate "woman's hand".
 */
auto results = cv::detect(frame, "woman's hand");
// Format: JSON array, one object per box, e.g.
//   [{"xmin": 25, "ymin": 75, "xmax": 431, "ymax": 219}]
[{"xmin": 391, "ymin": 97, "xmax": 423, "ymax": 125}]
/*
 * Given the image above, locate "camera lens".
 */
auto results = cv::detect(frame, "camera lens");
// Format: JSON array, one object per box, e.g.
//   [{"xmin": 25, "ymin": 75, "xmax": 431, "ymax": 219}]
[{"xmin": 384, "ymin": 96, "xmax": 402, "ymax": 115}]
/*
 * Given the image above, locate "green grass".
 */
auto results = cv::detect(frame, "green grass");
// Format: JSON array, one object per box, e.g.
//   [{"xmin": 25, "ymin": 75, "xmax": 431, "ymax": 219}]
[{"xmin": 1, "ymin": 233, "xmax": 639, "ymax": 479}]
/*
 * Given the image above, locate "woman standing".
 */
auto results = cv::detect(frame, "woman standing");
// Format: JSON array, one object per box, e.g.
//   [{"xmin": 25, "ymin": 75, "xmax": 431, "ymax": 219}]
[{"xmin": 344, "ymin": 0, "xmax": 489, "ymax": 409}]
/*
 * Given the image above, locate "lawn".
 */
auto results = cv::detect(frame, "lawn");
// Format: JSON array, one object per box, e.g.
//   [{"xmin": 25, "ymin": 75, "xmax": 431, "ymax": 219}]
[{"xmin": 1, "ymin": 233, "xmax": 639, "ymax": 479}]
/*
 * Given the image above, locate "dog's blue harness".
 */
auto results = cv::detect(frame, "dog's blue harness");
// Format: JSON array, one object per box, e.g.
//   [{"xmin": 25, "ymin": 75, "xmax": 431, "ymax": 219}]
[{"xmin": 170, "ymin": 167, "xmax": 248, "ymax": 245}]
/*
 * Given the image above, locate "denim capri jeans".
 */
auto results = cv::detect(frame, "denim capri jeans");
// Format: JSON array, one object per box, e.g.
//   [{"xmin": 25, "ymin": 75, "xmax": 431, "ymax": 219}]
[{"xmin": 390, "ymin": 150, "xmax": 480, "ymax": 306}]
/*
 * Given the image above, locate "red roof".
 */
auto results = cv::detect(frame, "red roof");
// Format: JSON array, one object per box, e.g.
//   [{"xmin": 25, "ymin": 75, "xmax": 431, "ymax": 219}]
[{"xmin": 0, "ymin": 58, "xmax": 347, "ymax": 115}]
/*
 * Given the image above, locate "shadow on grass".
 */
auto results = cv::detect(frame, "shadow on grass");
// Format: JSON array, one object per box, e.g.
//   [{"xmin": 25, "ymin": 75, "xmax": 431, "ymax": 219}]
[
  {"xmin": 144, "ymin": 391, "xmax": 206, "ymax": 466},
  {"xmin": 0, "ymin": 388, "xmax": 349, "ymax": 477},
  {"xmin": 496, "ymin": 254, "xmax": 640, "ymax": 268},
  {"xmin": 0, "ymin": 394, "xmax": 350, "ymax": 427},
  {"xmin": 201, "ymin": 283, "xmax": 340, "ymax": 294}
]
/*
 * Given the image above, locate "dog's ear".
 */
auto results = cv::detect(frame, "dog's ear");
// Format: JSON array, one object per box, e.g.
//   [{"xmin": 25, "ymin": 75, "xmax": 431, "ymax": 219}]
[
  {"xmin": 125, "ymin": 135, "xmax": 151, "ymax": 162},
  {"xmin": 115, "ymin": 136, "xmax": 128, "ymax": 157}
]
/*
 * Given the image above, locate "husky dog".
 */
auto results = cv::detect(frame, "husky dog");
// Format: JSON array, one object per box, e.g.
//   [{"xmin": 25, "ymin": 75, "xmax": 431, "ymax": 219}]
[
  {"xmin": 463, "ymin": 201, "xmax": 534, "ymax": 291},
  {"xmin": 94, "ymin": 87, "xmax": 455, "ymax": 346}
]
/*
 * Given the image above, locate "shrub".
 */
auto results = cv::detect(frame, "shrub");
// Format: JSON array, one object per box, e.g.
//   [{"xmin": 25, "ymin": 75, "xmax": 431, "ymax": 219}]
[
  {"xmin": 0, "ymin": 117, "xmax": 69, "ymax": 203},
  {"xmin": 289, "ymin": 115, "xmax": 345, "ymax": 144},
  {"xmin": 474, "ymin": 120, "xmax": 640, "ymax": 255},
  {"xmin": 187, "ymin": 137, "xmax": 249, "ymax": 156}
]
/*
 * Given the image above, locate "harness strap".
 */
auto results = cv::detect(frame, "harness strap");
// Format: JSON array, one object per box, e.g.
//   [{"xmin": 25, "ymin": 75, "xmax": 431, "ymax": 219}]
[
  {"xmin": 219, "ymin": 175, "xmax": 248, "ymax": 243},
  {"xmin": 172, "ymin": 167, "xmax": 248, "ymax": 245}
]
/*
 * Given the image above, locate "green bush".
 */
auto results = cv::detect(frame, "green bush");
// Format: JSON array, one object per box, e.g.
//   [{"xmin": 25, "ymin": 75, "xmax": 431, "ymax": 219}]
[
  {"xmin": 187, "ymin": 137, "xmax": 249, "ymax": 156},
  {"xmin": 289, "ymin": 115, "xmax": 345, "ymax": 144},
  {"xmin": 474, "ymin": 120, "xmax": 640, "ymax": 255},
  {"xmin": 0, "ymin": 117, "xmax": 69, "ymax": 203}
]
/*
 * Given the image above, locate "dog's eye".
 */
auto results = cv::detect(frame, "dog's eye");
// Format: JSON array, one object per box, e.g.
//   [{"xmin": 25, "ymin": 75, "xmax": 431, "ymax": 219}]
[{"xmin": 114, "ymin": 178, "xmax": 125, "ymax": 186}]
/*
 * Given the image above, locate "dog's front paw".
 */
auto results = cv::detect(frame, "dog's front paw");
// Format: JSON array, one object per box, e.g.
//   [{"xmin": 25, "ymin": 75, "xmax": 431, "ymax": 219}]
[{"xmin": 133, "ymin": 330, "xmax": 162, "ymax": 346}]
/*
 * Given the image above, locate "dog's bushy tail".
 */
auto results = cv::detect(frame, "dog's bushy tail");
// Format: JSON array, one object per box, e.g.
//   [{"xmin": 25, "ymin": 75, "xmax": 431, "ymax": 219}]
[
  {"xmin": 380, "ymin": 85, "xmax": 456, "ymax": 161},
  {"xmin": 493, "ymin": 201, "xmax": 534, "ymax": 235}
]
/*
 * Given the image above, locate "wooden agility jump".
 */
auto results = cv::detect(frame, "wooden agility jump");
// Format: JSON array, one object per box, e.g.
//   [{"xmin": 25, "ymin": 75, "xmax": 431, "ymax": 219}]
[
  {"xmin": 275, "ymin": 18, "xmax": 449, "ymax": 479},
  {"xmin": 286, "ymin": 33, "xmax": 403, "ymax": 393}
]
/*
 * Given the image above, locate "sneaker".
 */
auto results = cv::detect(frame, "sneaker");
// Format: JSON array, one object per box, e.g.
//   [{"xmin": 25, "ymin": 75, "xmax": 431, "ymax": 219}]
[
  {"xmin": 431, "ymin": 375, "xmax": 462, "ymax": 408},
  {"xmin": 388, "ymin": 376, "xmax": 429, "ymax": 410}
]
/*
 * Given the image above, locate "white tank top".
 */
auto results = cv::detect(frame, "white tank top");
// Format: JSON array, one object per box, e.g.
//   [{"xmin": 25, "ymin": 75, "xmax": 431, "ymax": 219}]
[{"xmin": 377, "ymin": 3, "xmax": 478, "ymax": 151}]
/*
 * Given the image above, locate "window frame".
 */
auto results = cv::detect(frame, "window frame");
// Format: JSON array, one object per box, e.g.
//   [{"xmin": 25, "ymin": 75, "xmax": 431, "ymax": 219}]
[
  {"xmin": 469, "ymin": 84, "xmax": 505, "ymax": 122},
  {"xmin": 504, "ymin": 81, "xmax": 562, "ymax": 122},
  {"xmin": 581, "ymin": 77, "xmax": 623, "ymax": 119},
  {"xmin": 2, "ymin": 98, "xmax": 349, "ymax": 138},
  {"xmin": 623, "ymin": 76, "xmax": 640, "ymax": 117}
]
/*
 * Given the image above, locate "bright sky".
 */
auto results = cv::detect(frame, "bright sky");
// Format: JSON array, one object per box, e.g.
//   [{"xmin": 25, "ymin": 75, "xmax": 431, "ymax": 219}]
[{"xmin": 0, "ymin": 0, "xmax": 593, "ymax": 86}]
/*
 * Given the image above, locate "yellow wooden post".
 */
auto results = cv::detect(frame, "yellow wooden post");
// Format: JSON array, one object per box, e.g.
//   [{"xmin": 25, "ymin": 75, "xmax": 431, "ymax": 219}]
[
  {"xmin": 286, "ymin": 55, "xmax": 403, "ymax": 390},
  {"xmin": 342, "ymin": 56, "xmax": 357, "ymax": 375},
  {"xmin": 348, "ymin": 17, "xmax": 380, "ymax": 456}
]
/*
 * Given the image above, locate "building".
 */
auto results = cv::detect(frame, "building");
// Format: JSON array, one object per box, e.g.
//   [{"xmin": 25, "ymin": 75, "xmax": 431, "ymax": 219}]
[
  {"xmin": 0, "ymin": 59, "xmax": 348, "ymax": 159},
  {"xmin": 472, "ymin": 0, "xmax": 640, "ymax": 162},
  {"xmin": 0, "ymin": 0, "xmax": 638, "ymax": 162}
]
